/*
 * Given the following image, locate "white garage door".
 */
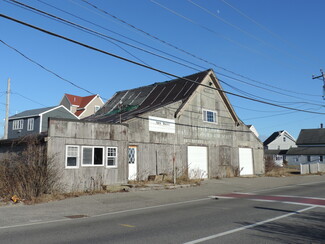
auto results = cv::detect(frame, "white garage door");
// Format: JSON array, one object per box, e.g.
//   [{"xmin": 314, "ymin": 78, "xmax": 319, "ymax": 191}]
[
  {"xmin": 239, "ymin": 148, "xmax": 253, "ymax": 176},
  {"xmin": 187, "ymin": 146, "xmax": 208, "ymax": 179}
]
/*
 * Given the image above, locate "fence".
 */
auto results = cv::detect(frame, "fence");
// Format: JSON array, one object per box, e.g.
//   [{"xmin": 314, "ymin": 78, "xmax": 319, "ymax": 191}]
[{"xmin": 300, "ymin": 162, "xmax": 325, "ymax": 174}]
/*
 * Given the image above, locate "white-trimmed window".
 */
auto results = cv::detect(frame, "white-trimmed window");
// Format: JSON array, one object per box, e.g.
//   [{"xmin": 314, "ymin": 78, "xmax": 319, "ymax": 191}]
[
  {"xmin": 94, "ymin": 105, "xmax": 100, "ymax": 113},
  {"xmin": 82, "ymin": 146, "xmax": 104, "ymax": 166},
  {"xmin": 27, "ymin": 118, "xmax": 34, "ymax": 131},
  {"xmin": 107, "ymin": 147, "xmax": 117, "ymax": 167},
  {"xmin": 13, "ymin": 119, "xmax": 24, "ymax": 130},
  {"xmin": 66, "ymin": 145, "xmax": 79, "ymax": 168},
  {"xmin": 203, "ymin": 109, "xmax": 218, "ymax": 124}
]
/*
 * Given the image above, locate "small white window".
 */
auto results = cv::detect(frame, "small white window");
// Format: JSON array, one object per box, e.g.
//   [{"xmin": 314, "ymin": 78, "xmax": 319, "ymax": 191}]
[
  {"xmin": 82, "ymin": 146, "xmax": 104, "ymax": 166},
  {"xmin": 13, "ymin": 119, "xmax": 24, "ymax": 130},
  {"xmin": 66, "ymin": 145, "xmax": 79, "ymax": 168},
  {"xmin": 94, "ymin": 105, "xmax": 100, "ymax": 113},
  {"xmin": 283, "ymin": 137, "xmax": 286, "ymax": 142},
  {"xmin": 203, "ymin": 109, "xmax": 218, "ymax": 123},
  {"xmin": 27, "ymin": 118, "xmax": 34, "ymax": 131},
  {"xmin": 107, "ymin": 147, "xmax": 117, "ymax": 167}
]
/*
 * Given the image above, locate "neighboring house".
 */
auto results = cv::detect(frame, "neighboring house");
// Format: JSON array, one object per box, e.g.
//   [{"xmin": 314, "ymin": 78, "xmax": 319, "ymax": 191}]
[
  {"xmin": 263, "ymin": 130, "xmax": 296, "ymax": 166},
  {"xmin": 286, "ymin": 128, "xmax": 325, "ymax": 165},
  {"xmin": 263, "ymin": 130, "xmax": 296, "ymax": 150},
  {"xmin": 8, "ymin": 105, "xmax": 78, "ymax": 139},
  {"xmin": 85, "ymin": 69, "xmax": 264, "ymax": 180},
  {"xmin": 60, "ymin": 94, "xmax": 104, "ymax": 119}
]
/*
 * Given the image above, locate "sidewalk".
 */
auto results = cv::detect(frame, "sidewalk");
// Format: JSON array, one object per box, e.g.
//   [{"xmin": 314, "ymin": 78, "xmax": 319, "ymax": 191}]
[{"xmin": 1, "ymin": 175, "xmax": 324, "ymax": 228}]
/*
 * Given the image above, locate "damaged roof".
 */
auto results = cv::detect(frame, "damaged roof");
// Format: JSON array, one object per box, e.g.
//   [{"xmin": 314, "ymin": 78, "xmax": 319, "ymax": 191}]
[{"xmin": 85, "ymin": 70, "xmax": 211, "ymax": 123}]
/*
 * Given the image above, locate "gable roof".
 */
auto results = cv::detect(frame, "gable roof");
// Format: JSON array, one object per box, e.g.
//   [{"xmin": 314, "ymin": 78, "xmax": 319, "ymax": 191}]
[
  {"xmin": 9, "ymin": 106, "xmax": 57, "ymax": 119},
  {"xmin": 263, "ymin": 130, "xmax": 284, "ymax": 146},
  {"xmin": 9, "ymin": 105, "xmax": 79, "ymax": 120},
  {"xmin": 65, "ymin": 94, "xmax": 97, "ymax": 108},
  {"xmin": 85, "ymin": 69, "xmax": 238, "ymax": 124},
  {"xmin": 296, "ymin": 128, "xmax": 325, "ymax": 145}
]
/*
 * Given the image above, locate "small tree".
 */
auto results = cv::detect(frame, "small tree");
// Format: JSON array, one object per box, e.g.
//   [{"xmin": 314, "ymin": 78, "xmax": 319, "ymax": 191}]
[{"xmin": 0, "ymin": 136, "xmax": 62, "ymax": 202}]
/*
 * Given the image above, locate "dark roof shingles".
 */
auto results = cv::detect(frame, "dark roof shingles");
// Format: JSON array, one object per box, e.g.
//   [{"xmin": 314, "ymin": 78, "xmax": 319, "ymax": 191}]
[{"xmin": 86, "ymin": 70, "xmax": 209, "ymax": 123}]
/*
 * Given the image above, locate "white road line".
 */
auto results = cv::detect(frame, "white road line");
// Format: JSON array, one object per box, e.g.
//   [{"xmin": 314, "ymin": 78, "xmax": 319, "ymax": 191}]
[
  {"xmin": 0, "ymin": 198, "xmax": 210, "ymax": 230},
  {"xmin": 274, "ymin": 195, "xmax": 325, "ymax": 200},
  {"xmin": 183, "ymin": 206, "xmax": 316, "ymax": 244}
]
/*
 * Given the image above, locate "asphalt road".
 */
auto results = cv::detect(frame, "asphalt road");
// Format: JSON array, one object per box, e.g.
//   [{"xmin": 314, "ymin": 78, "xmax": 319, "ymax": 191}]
[{"xmin": 0, "ymin": 177, "xmax": 324, "ymax": 243}]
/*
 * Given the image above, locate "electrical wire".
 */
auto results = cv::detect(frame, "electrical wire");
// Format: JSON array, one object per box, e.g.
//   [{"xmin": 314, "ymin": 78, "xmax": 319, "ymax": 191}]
[
  {"xmin": 1, "ymin": 13, "xmax": 325, "ymax": 116},
  {"xmin": 220, "ymin": 0, "xmax": 322, "ymax": 64},
  {"xmin": 187, "ymin": 0, "xmax": 310, "ymax": 66},
  {"xmin": 80, "ymin": 0, "xmax": 320, "ymax": 98}
]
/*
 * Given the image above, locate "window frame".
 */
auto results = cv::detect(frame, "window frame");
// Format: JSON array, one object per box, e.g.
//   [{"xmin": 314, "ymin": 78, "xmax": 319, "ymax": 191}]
[
  {"xmin": 81, "ymin": 146, "xmax": 105, "ymax": 167},
  {"xmin": 27, "ymin": 118, "xmax": 34, "ymax": 131},
  {"xmin": 94, "ymin": 105, "xmax": 100, "ymax": 113},
  {"xmin": 13, "ymin": 119, "xmax": 24, "ymax": 130},
  {"xmin": 65, "ymin": 145, "xmax": 80, "ymax": 169},
  {"xmin": 106, "ymin": 147, "xmax": 118, "ymax": 168},
  {"xmin": 202, "ymin": 109, "xmax": 218, "ymax": 124}
]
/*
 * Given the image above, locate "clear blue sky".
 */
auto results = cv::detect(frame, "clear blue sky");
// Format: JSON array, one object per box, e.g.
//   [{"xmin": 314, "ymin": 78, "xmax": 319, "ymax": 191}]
[{"xmin": 1, "ymin": 0, "xmax": 325, "ymax": 140}]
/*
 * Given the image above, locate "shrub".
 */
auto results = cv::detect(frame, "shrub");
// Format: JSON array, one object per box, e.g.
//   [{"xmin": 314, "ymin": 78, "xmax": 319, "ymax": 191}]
[{"xmin": 0, "ymin": 136, "xmax": 62, "ymax": 202}]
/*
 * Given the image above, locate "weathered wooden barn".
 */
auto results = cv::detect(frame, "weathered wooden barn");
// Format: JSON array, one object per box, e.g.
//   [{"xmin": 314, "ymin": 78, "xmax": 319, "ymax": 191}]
[
  {"xmin": 84, "ymin": 69, "xmax": 264, "ymax": 181},
  {"xmin": 0, "ymin": 70, "xmax": 264, "ymax": 192}
]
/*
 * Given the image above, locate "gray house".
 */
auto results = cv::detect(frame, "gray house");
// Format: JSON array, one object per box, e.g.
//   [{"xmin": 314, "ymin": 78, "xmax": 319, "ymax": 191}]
[
  {"xmin": 263, "ymin": 130, "xmax": 296, "ymax": 166},
  {"xmin": 286, "ymin": 128, "xmax": 325, "ymax": 165},
  {"xmin": 85, "ymin": 69, "xmax": 264, "ymax": 180},
  {"xmin": 8, "ymin": 105, "xmax": 78, "ymax": 139}
]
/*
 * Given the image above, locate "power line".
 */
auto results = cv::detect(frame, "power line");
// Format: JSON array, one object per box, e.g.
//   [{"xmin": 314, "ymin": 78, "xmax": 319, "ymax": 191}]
[
  {"xmin": 80, "ymin": 0, "xmax": 319, "ymax": 98},
  {"xmin": 10, "ymin": 0, "xmax": 318, "ymax": 105},
  {"xmin": 36, "ymin": 0, "xmax": 207, "ymax": 71},
  {"xmin": 149, "ymin": 0, "xmax": 302, "ymax": 71},
  {"xmin": 12, "ymin": 0, "xmax": 322, "ymax": 105},
  {"xmin": 1, "ymin": 13, "xmax": 325, "ymax": 116},
  {"xmin": 220, "ymin": 0, "xmax": 321, "ymax": 64},
  {"xmin": 5, "ymin": 0, "xmax": 197, "ymax": 76},
  {"xmin": 187, "ymin": 0, "xmax": 311, "ymax": 66},
  {"xmin": 0, "ymin": 39, "xmax": 96, "ymax": 96},
  {"xmin": 13, "ymin": 0, "xmax": 321, "ymax": 105}
]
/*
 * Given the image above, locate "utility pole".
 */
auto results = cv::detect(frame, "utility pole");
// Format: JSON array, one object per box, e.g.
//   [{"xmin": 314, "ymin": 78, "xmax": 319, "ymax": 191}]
[
  {"xmin": 4, "ymin": 78, "xmax": 10, "ymax": 139},
  {"xmin": 312, "ymin": 69, "xmax": 325, "ymax": 100}
]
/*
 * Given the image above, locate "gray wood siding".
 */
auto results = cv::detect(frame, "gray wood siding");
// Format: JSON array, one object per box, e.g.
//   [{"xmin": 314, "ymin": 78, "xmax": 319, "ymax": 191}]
[
  {"xmin": 8, "ymin": 116, "xmax": 40, "ymax": 139},
  {"xmin": 41, "ymin": 107, "xmax": 78, "ymax": 132},
  {"xmin": 47, "ymin": 119, "xmax": 128, "ymax": 192},
  {"xmin": 126, "ymin": 76, "xmax": 264, "ymax": 179}
]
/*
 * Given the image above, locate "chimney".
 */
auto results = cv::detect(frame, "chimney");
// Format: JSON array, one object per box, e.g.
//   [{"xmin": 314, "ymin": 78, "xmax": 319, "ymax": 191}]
[{"xmin": 321, "ymin": 123, "xmax": 323, "ymax": 128}]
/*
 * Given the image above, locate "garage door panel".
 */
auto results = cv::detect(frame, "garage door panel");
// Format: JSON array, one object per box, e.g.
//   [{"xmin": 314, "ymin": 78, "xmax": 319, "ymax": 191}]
[
  {"xmin": 239, "ymin": 148, "xmax": 253, "ymax": 175},
  {"xmin": 188, "ymin": 146, "xmax": 208, "ymax": 179}
]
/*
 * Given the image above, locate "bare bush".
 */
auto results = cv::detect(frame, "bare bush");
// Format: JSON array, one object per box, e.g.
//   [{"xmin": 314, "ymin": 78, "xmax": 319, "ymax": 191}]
[{"xmin": 0, "ymin": 136, "xmax": 62, "ymax": 202}]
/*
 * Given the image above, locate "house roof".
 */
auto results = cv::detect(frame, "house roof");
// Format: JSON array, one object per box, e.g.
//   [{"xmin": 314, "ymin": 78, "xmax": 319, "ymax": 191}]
[
  {"xmin": 287, "ymin": 146, "xmax": 325, "ymax": 155},
  {"xmin": 9, "ymin": 106, "xmax": 57, "ymax": 119},
  {"xmin": 85, "ymin": 70, "xmax": 234, "ymax": 124},
  {"xmin": 263, "ymin": 131, "xmax": 284, "ymax": 146},
  {"xmin": 296, "ymin": 129, "xmax": 325, "ymax": 145},
  {"xmin": 264, "ymin": 149, "xmax": 288, "ymax": 155},
  {"xmin": 65, "ymin": 94, "xmax": 97, "ymax": 108}
]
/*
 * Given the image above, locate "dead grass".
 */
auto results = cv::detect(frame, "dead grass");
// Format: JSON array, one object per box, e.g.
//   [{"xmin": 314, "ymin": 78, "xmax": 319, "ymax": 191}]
[
  {"xmin": 265, "ymin": 157, "xmax": 300, "ymax": 177},
  {"xmin": 0, "ymin": 136, "xmax": 62, "ymax": 203}
]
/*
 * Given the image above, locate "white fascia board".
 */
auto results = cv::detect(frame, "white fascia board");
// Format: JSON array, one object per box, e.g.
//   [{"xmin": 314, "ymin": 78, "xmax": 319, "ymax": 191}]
[{"xmin": 40, "ymin": 105, "xmax": 80, "ymax": 119}]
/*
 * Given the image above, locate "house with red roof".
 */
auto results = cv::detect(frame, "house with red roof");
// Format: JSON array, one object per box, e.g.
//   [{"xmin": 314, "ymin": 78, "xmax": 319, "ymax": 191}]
[{"xmin": 60, "ymin": 94, "xmax": 104, "ymax": 119}]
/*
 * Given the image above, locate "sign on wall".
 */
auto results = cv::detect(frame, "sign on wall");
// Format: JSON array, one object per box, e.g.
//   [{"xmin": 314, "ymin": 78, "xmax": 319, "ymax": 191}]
[{"xmin": 149, "ymin": 116, "xmax": 175, "ymax": 134}]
